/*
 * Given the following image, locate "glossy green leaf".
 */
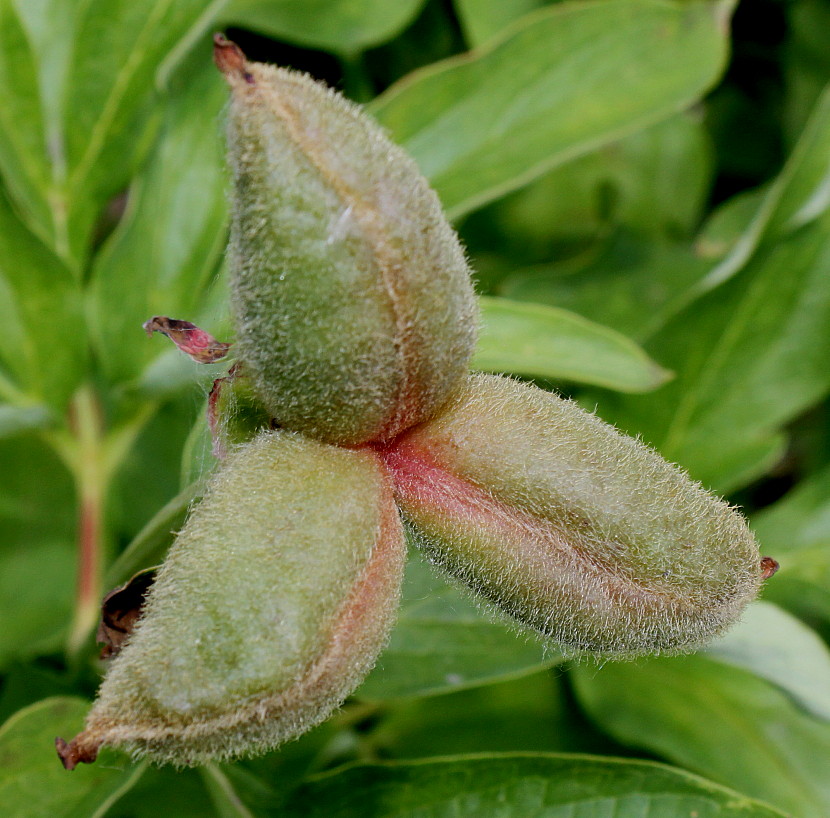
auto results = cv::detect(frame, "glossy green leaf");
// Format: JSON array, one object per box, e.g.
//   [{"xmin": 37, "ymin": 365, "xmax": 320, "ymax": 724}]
[
  {"xmin": 572, "ymin": 654, "xmax": 830, "ymax": 817},
  {"xmin": 372, "ymin": 0, "xmax": 733, "ymax": 219},
  {"xmin": 704, "ymin": 600, "xmax": 830, "ymax": 720},
  {"xmin": 222, "ymin": 0, "xmax": 427, "ymax": 53},
  {"xmin": 282, "ymin": 753, "xmax": 787, "ymax": 818},
  {"xmin": 0, "ymin": 697, "xmax": 143, "ymax": 818},
  {"xmin": 0, "ymin": 0, "xmax": 222, "ymax": 263},
  {"xmin": 357, "ymin": 551, "xmax": 560, "ymax": 700},
  {"xmin": 453, "ymin": 0, "xmax": 549, "ymax": 47},
  {"xmin": 475, "ymin": 295, "xmax": 671, "ymax": 391},
  {"xmin": 0, "ymin": 190, "xmax": 84, "ymax": 409},
  {"xmin": 88, "ymin": 65, "xmax": 227, "ymax": 387}
]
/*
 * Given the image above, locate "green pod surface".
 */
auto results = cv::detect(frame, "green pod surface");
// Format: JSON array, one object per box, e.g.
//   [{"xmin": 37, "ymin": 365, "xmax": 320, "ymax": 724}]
[
  {"xmin": 383, "ymin": 373, "xmax": 765, "ymax": 656},
  {"xmin": 60, "ymin": 431, "xmax": 405, "ymax": 766},
  {"xmin": 216, "ymin": 37, "xmax": 478, "ymax": 446}
]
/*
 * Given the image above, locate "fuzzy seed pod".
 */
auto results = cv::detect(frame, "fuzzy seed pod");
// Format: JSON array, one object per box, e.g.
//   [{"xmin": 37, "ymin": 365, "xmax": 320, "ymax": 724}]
[
  {"xmin": 383, "ymin": 373, "xmax": 765, "ymax": 656},
  {"xmin": 215, "ymin": 36, "xmax": 478, "ymax": 446},
  {"xmin": 57, "ymin": 431, "xmax": 405, "ymax": 767}
]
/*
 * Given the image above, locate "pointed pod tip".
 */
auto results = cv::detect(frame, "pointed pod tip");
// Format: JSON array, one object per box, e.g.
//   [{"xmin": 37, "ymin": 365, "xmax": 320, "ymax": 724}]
[
  {"xmin": 56, "ymin": 734, "xmax": 100, "ymax": 770},
  {"xmin": 213, "ymin": 33, "xmax": 255, "ymax": 85},
  {"xmin": 760, "ymin": 556, "xmax": 779, "ymax": 580}
]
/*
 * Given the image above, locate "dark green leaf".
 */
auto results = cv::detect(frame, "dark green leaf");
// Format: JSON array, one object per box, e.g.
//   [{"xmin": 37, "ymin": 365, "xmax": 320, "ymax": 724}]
[
  {"xmin": 0, "ymin": 190, "xmax": 84, "ymax": 410},
  {"xmin": 572, "ymin": 654, "xmax": 830, "ymax": 817},
  {"xmin": 0, "ymin": 435, "xmax": 75, "ymax": 669},
  {"xmin": 453, "ymin": 0, "xmax": 549, "ymax": 48},
  {"xmin": 476, "ymin": 296, "xmax": 671, "ymax": 391},
  {"xmin": 282, "ymin": 753, "xmax": 787, "ymax": 817},
  {"xmin": 704, "ymin": 600, "xmax": 830, "ymax": 720},
  {"xmin": 357, "ymin": 551, "xmax": 560, "ymax": 700},
  {"xmin": 0, "ymin": 0, "xmax": 222, "ymax": 263},
  {"xmin": 370, "ymin": 671, "xmax": 612, "ymax": 759},
  {"xmin": 88, "ymin": 65, "xmax": 227, "ymax": 387},
  {"xmin": 0, "ymin": 697, "xmax": 143, "ymax": 818},
  {"xmin": 372, "ymin": 0, "xmax": 733, "ymax": 219},
  {"xmin": 222, "ymin": 0, "xmax": 428, "ymax": 53}
]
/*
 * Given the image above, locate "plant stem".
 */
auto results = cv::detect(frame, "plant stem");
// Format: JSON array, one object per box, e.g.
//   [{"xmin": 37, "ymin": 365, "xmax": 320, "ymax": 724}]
[{"xmin": 66, "ymin": 384, "xmax": 107, "ymax": 657}]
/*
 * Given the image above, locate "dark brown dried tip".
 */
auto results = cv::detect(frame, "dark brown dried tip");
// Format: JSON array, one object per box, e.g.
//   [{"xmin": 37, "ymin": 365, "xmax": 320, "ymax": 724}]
[
  {"xmin": 760, "ymin": 556, "xmax": 779, "ymax": 580},
  {"xmin": 143, "ymin": 316, "xmax": 232, "ymax": 363},
  {"xmin": 213, "ymin": 33, "xmax": 255, "ymax": 84},
  {"xmin": 56, "ymin": 735, "xmax": 100, "ymax": 770},
  {"xmin": 97, "ymin": 568, "xmax": 157, "ymax": 659}
]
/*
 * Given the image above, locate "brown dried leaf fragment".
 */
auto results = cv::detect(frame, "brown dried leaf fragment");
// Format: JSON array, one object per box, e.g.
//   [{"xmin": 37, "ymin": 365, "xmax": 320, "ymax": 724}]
[
  {"xmin": 143, "ymin": 316, "xmax": 232, "ymax": 363},
  {"xmin": 97, "ymin": 568, "xmax": 157, "ymax": 659}
]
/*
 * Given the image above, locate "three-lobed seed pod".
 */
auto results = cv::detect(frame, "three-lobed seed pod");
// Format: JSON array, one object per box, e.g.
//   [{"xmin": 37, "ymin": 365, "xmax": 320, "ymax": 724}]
[
  {"xmin": 215, "ymin": 36, "xmax": 477, "ymax": 446},
  {"xmin": 59, "ymin": 35, "xmax": 774, "ymax": 770},
  {"xmin": 57, "ymin": 432, "xmax": 406, "ymax": 768}
]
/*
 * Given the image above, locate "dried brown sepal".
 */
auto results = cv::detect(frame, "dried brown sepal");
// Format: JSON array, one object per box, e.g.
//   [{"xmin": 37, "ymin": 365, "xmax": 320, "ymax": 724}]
[
  {"xmin": 213, "ymin": 33, "xmax": 254, "ymax": 84},
  {"xmin": 143, "ymin": 316, "xmax": 232, "ymax": 364},
  {"xmin": 760, "ymin": 556, "xmax": 780, "ymax": 580},
  {"xmin": 55, "ymin": 735, "xmax": 101, "ymax": 771},
  {"xmin": 97, "ymin": 568, "xmax": 157, "ymax": 660}
]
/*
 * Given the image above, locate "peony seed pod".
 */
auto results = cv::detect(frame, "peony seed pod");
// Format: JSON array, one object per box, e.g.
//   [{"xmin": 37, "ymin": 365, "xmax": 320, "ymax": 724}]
[
  {"xmin": 214, "ymin": 36, "xmax": 478, "ymax": 446},
  {"xmin": 383, "ymin": 373, "xmax": 766, "ymax": 656},
  {"xmin": 57, "ymin": 430, "xmax": 405, "ymax": 767}
]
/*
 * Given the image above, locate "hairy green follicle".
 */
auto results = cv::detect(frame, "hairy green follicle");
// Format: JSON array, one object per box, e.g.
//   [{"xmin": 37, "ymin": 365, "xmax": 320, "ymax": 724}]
[
  {"xmin": 57, "ymin": 431, "xmax": 405, "ymax": 767},
  {"xmin": 383, "ymin": 373, "xmax": 766, "ymax": 656},
  {"xmin": 215, "ymin": 36, "xmax": 478, "ymax": 446}
]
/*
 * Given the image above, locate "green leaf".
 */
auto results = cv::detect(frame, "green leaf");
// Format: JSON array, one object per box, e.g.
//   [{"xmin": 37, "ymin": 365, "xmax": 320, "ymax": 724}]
[
  {"xmin": 594, "ymin": 203, "xmax": 830, "ymax": 493},
  {"xmin": 489, "ymin": 111, "xmax": 714, "ymax": 256},
  {"xmin": 704, "ymin": 600, "xmax": 830, "ymax": 720},
  {"xmin": 751, "ymin": 476, "xmax": 830, "ymax": 635},
  {"xmin": 453, "ymin": 0, "xmax": 549, "ymax": 48},
  {"xmin": 690, "ymin": 82, "xmax": 830, "ymax": 298},
  {"xmin": 0, "ymin": 0, "xmax": 223, "ymax": 263},
  {"xmin": 222, "ymin": 0, "xmax": 428, "ymax": 53},
  {"xmin": 572, "ymin": 654, "xmax": 830, "ymax": 817},
  {"xmin": 0, "ymin": 190, "xmax": 84, "ymax": 410},
  {"xmin": 282, "ymin": 753, "xmax": 787, "ymax": 817},
  {"xmin": 106, "ymin": 767, "xmax": 217, "ymax": 818},
  {"xmin": 502, "ymin": 231, "xmax": 714, "ymax": 342},
  {"xmin": 370, "ymin": 671, "xmax": 612, "ymax": 759},
  {"xmin": 475, "ymin": 296, "xmax": 671, "ymax": 391},
  {"xmin": 87, "ymin": 64, "xmax": 227, "ymax": 387},
  {"xmin": 106, "ymin": 479, "xmax": 205, "ymax": 587},
  {"xmin": 753, "ymin": 462, "xmax": 830, "ymax": 552},
  {"xmin": 0, "ymin": 435, "xmax": 75, "ymax": 669},
  {"xmin": 371, "ymin": 0, "xmax": 733, "ymax": 219},
  {"xmin": 0, "ymin": 697, "xmax": 143, "ymax": 818},
  {"xmin": 357, "ymin": 550, "xmax": 561, "ymax": 700},
  {"xmin": 0, "ymin": 404, "xmax": 53, "ymax": 439}
]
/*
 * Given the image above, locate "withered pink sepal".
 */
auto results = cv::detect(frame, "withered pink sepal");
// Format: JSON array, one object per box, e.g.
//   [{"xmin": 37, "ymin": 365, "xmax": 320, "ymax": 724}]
[{"xmin": 383, "ymin": 373, "xmax": 767, "ymax": 657}]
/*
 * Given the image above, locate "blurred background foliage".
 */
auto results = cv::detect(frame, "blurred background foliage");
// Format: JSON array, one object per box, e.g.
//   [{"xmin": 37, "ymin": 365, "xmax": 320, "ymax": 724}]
[{"xmin": 1, "ymin": 0, "xmax": 830, "ymax": 815}]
